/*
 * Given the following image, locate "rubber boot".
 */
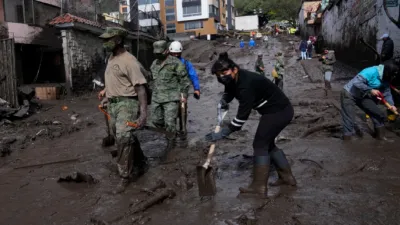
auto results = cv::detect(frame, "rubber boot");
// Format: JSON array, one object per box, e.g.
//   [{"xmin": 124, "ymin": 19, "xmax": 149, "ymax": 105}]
[
  {"xmin": 375, "ymin": 127, "xmax": 393, "ymax": 142},
  {"xmin": 269, "ymin": 148, "xmax": 296, "ymax": 186},
  {"xmin": 324, "ymin": 80, "xmax": 332, "ymax": 90},
  {"xmin": 161, "ymin": 137, "xmax": 176, "ymax": 161},
  {"xmin": 132, "ymin": 137, "xmax": 149, "ymax": 180},
  {"xmin": 239, "ymin": 156, "xmax": 269, "ymax": 195},
  {"xmin": 113, "ymin": 178, "xmax": 130, "ymax": 194},
  {"xmin": 342, "ymin": 135, "xmax": 353, "ymax": 141}
]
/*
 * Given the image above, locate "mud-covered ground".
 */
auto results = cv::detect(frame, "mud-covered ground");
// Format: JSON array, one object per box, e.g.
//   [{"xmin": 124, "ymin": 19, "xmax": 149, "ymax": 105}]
[{"xmin": 1, "ymin": 36, "xmax": 400, "ymax": 225}]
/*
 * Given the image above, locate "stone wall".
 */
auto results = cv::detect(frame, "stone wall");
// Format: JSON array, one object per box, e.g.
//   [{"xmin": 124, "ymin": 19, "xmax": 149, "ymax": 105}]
[
  {"xmin": 62, "ymin": 28, "xmax": 139, "ymax": 93},
  {"xmin": 321, "ymin": 0, "xmax": 400, "ymax": 68},
  {"xmin": 61, "ymin": 29, "xmax": 106, "ymax": 93}
]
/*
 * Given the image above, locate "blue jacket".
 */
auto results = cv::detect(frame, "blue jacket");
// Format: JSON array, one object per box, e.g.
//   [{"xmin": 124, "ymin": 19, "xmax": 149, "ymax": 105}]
[
  {"xmin": 180, "ymin": 57, "xmax": 200, "ymax": 91},
  {"xmin": 299, "ymin": 41, "xmax": 307, "ymax": 52},
  {"xmin": 344, "ymin": 65, "xmax": 393, "ymax": 105},
  {"xmin": 249, "ymin": 40, "xmax": 255, "ymax": 47},
  {"xmin": 240, "ymin": 41, "xmax": 245, "ymax": 48}
]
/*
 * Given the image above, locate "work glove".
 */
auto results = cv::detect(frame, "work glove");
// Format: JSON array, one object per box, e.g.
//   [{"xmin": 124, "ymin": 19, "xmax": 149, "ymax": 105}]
[
  {"xmin": 219, "ymin": 99, "xmax": 229, "ymax": 111},
  {"xmin": 194, "ymin": 90, "xmax": 200, "ymax": 100},
  {"xmin": 205, "ymin": 127, "xmax": 233, "ymax": 142}
]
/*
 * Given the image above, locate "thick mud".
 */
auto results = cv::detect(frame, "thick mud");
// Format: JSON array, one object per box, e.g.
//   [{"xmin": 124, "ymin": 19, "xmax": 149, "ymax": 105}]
[{"xmin": 1, "ymin": 36, "xmax": 400, "ymax": 225}]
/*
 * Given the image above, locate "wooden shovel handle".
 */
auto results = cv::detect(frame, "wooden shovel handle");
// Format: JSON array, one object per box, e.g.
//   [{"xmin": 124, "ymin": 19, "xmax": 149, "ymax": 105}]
[{"xmin": 202, "ymin": 125, "xmax": 221, "ymax": 169}]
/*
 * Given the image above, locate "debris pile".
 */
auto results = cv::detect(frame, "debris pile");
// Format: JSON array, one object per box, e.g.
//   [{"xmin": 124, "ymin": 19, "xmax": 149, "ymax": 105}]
[{"xmin": 0, "ymin": 87, "xmax": 42, "ymax": 121}]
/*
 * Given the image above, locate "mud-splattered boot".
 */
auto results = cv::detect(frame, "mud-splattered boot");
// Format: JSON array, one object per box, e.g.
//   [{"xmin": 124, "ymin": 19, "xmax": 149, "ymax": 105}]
[
  {"xmin": 375, "ymin": 127, "xmax": 393, "ymax": 142},
  {"xmin": 342, "ymin": 135, "xmax": 353, "ymax": 141},
  {"xmin": 239, "ymin": 156, "xmax": 269, "ymax": 195},
  {"xmin": 113, "ymin": 178, "xmax": 130, "ymax": 194},
  {"xmin": 161, "ymin": 137, "xmax": 176, "ymax": 161},
  {"xmin": 269, "ymin": 148, "xmax": 297, "ymax": 186},
  {"xmin": 132, "ymin": 140, "xmax": 149, "ymax": 181}
]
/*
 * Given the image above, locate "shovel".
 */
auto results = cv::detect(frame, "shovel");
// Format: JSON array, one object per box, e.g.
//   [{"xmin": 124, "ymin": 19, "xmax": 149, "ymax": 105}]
[
  {"xmin": 196, "ymin": 104, "xmax": 228, "ymax": 197},
  {"xmin": 98, "ymin": 105, "xmax": 115, "ymax": 148},
  {"xmin": 179, "ymin": 93, "xmax": 188, "ymax": 138}
]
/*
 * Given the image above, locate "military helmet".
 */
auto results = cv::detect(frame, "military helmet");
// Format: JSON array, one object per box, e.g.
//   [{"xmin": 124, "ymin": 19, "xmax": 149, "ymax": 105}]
[{"xmin": 153, "ymin": 40, "xmax": 168, "ymax": 54}]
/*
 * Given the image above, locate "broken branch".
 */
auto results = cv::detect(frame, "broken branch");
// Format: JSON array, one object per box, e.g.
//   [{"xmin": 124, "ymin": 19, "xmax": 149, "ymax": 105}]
[{"xmin": 300, "ymin": 122, "xmax": 341, "ymax": 138}]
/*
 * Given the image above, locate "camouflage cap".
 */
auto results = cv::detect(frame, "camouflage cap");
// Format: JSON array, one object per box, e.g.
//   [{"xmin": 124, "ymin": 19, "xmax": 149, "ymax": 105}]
[
  {"xmin": 153, "ymin": 40, "xmax": 168, "ymax": 53},
  {"xmin": 99, "ymin": 27, "xmax": 128, "ymax": 39}
]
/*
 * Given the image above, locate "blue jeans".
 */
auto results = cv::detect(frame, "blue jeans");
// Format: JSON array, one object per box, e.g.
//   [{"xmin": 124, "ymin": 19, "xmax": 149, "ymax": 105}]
[
  {"xmin": 301, "ymin": 51, "xmax": 307, "ymax": 59},
  {"xmin": 340, "ymin": 89, "xmax": 385, "ymax": 136}
]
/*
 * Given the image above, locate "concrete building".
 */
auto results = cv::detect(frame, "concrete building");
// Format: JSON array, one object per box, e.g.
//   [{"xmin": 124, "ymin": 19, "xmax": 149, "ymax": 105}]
[
  {"xmin": 0, "ymin": 0, "xmax": 64, "ymax": 106},
  {"xmin": 137, "ymin": 0, "xmax": 234, "ymax": 39},
  {"xmin": 225, "ymin": 0, "xmax": 235, "ymax": 30},
  {"xmin": 120, "ymin": 0, "xmax": 131, "ymax": 22},
  {"xmin": 0, "ymin": 0, "xmax": 156, "ymax": 105},
  {"xmin": 298, "ymin": 0, "xmax": 322, "ymax": 39},
  {"xmin": 321, "ymin": 0, "xmax": 400, "ymax": 67}
]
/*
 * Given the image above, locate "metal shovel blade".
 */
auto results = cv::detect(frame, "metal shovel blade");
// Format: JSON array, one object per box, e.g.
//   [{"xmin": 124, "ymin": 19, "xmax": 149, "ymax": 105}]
[
  {"xmin": 196, "ymin": 165, "xmax": 216, "ymax": 196},
  {"xmin": 102, "ymin": 135, "xmax": 115, "ymax": 147}
]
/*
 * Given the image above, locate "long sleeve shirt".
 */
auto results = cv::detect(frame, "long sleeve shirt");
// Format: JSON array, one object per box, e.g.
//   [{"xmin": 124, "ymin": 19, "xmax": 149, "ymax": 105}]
[
  {"xmin": 150, "ymin": 55, "xmax": 190, "ymax": 103},
  {"xmin": 344, "ymin": 65, "xmax": 394, "ymax": 105},
  {"xmin": 221, "ymin": 69, "xmax": 291, "ymax": 131},
  {"xmin": 179, "ymin": 57, "xmax": 200, "ymax": 91}
]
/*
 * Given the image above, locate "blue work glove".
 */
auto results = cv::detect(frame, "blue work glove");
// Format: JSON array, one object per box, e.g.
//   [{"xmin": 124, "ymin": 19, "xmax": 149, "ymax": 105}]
[
  {"xmin": 220, "ymin": 99, "xmax": 229, "ymax": 111},
  {"xmin": 205, "ymin": 127, "xmax": 233, "ymax": 141}
]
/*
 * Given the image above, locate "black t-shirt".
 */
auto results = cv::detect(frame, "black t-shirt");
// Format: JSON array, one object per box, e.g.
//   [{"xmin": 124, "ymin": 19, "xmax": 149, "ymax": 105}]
[{"xmin": 221, "ymin": 69, "xmax": 291, "ymax": 131}]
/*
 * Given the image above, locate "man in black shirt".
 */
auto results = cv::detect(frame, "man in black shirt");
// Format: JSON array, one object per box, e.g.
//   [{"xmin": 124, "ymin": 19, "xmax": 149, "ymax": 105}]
[{"xmin": 206, "ymin": 52, "xmax": 296, "ymax": 196}]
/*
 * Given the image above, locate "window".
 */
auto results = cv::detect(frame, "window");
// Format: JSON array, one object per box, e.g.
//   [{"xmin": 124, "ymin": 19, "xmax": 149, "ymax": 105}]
[
  {"xmin": 166, "ymin": 23, "xmax": 176, "ymax": 33},
  {"xmin": 209, "ymin": 5, "xmax": 218, "ymax": 17},
  {"xmin": 166, "ymin": 8, "xmax": 175, "ymax": 21},
  {"xmin": 183, "ymin": 5, "xmax": 201, "ymax": 17},
  {"xmin": 184, "ymin": 21, "xmax": 203, "ymax": 30},
  {"xmin": 165, "ymin": 0, "xmax": 174, "ymax": 6},
  {"xmin": 4, "ymin": 0, "xmax": 34, "ymax": 24},
  {"xmin": 139, "ymin": 0, "xmax": 159, "ymax": 4}
]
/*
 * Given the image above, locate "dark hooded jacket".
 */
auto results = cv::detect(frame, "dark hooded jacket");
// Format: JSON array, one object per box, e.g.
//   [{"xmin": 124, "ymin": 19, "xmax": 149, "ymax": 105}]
[{"xmin": 381, "ymin": 38, "xmax": 394, "ymax": 62}]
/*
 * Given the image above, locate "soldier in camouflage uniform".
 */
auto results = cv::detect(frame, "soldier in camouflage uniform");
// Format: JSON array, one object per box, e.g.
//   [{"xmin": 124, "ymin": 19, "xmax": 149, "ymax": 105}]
[
  {"xmin": 98, "ymin": 27, "xmax": 149, "ymax": 194},
  {"xmin": 149, "ymin": 40, "xmax": 190, "ymax": 155},
  {"xmin": 254, "ymin": 54, "xmax": 265, "ymax": 76},
  {"xmin": 274, "ymin": 52, "xmax": 285, "ymax": 90},
  {"xmin": 321, "ymin": 49, "xmax": 336, "ymax": 91}
]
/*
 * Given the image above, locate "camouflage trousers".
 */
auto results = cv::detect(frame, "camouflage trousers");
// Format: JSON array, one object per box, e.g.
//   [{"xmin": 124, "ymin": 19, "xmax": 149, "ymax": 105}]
[
  {"xmin": 108, "ymin": 98, "xmax": 146, "ymax": 179},
  {"xmin": 150, "ymin": 101, "xmax": 179, "ymax": 138}
]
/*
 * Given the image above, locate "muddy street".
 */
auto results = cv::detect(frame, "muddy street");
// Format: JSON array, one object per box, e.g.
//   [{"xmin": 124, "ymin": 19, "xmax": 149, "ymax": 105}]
[{"xmin": 1, "ymin": 36, "xmax": 400, "ymax": 225}]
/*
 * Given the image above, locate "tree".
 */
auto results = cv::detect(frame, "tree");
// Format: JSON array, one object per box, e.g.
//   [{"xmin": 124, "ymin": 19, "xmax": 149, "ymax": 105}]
[{"xmin": 235, "ymin": 0, "xmax": 302, "ymax": 24}]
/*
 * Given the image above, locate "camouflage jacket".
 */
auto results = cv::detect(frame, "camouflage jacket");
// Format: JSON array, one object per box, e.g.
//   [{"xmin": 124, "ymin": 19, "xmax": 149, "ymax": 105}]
[
  {"xmin": 150, "ymin": 55, "xmax": 190, "ymax": 103},
  {"xmin": 254, "ymin": 59, "xmax": 264, "ymax": 73},
  {"xmin": 321, "ymin": 50, "xmax": 336, "ymax": 72},
  {"xmin": 274, "ymin": 56, "xmax": 285, "ymax": 79}
]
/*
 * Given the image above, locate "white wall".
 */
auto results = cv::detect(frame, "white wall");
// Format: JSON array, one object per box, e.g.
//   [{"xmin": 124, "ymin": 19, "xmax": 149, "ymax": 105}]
[
  {"xmin": 235, "ymin": 15, "xmax": 258, "ymax": 31},
  {"xmin": 176, "ymin": 0, "xmax": 209, "ymax": 22},
  {"xmin": 138, "ymin": 3, "xmax": 160, "ymax": 12}
]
